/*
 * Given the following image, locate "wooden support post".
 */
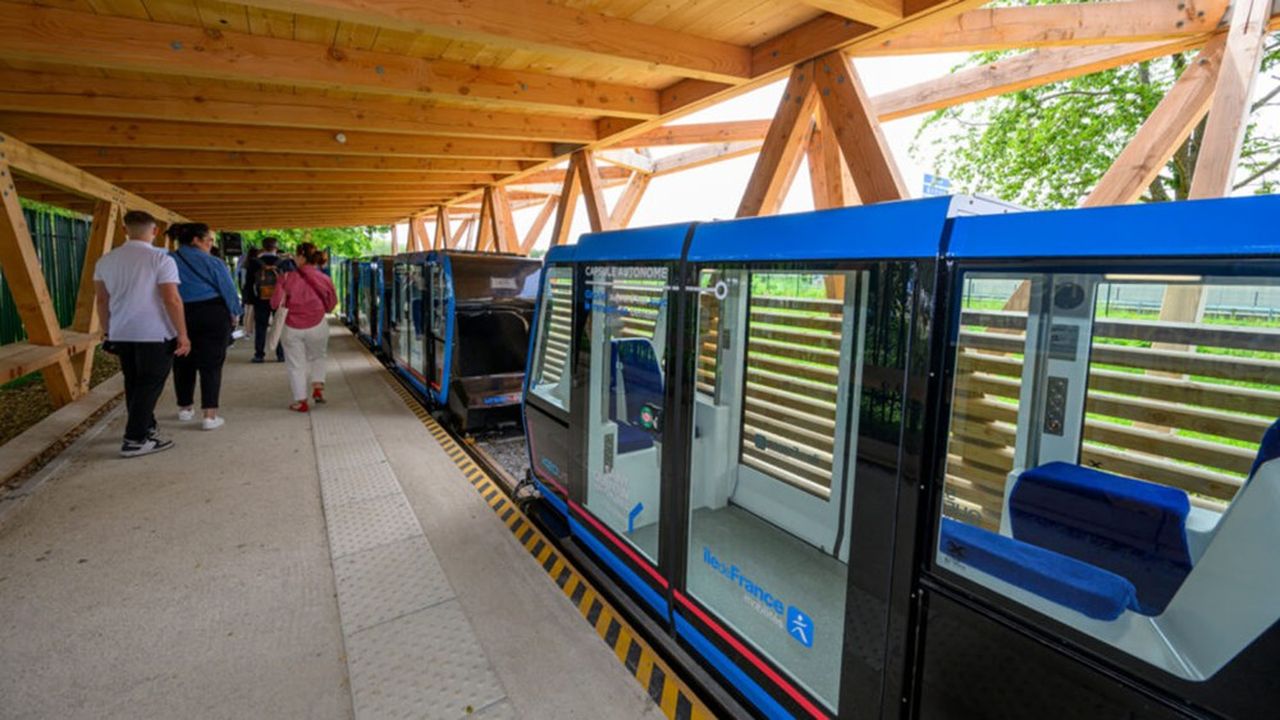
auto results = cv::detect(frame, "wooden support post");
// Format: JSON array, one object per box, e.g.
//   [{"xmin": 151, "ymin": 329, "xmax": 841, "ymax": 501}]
[
  {"xmin": 573, "ymin": 151, "xmax": 613, "ymax": 233},
  {"xmin": 1086, "ymin": 36, "xmax": 1227, "ymax": 206},
  {"xmin": 609, "ymin": 172, "xmax": 652, "ymax": 229},
  {"xmin": 521, "ymin": 195, "xmax": 558, "ymax": 255},
  {"xmin": 490, "ymin": 187, "xmax": 519, "ymax": 254},
  {"xmin": 0, "ymin": 159, "xmax": 78, "ymax": 406},
  {"xmin": 813, "ymin": 51, "xmax": 907, "ymax": 204},
  {"xmin": 738, "ymin": 61, "xmax": 820, "ymax": 217},
  {"xmin": 435, "ymin": 206, "xmax": 451, "ymax": 250},
  {"xmin": 550, "ymin": 159, "xmax": 582, "ymax": 246},
  {"xmin": 390, "ymin": 223, "xmax": 400, "ymax": 254},
  {"xmin": 68, "ymin": 200, "xmax": 120, "ymax": 392},
  {"xmin": 1188, "ymin": 0, "xmax": 1273, "ymax": 198},
  {"xmin": 807, "ymin": 108, "xmax": 853, "ymax": 299},
  {"xmin": 476, "ymin": 188, "xmax": 496, "ymax": 252}
]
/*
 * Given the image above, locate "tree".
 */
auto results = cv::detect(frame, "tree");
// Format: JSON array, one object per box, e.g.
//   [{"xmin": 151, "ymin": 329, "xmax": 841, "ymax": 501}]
[
  {"xmin": 237, "ymin": 225, "xmax": 386, "ymax": 258},
  {"xmin": 914, "ymin": 18, "xmax": 1280, "ymax": 208}
]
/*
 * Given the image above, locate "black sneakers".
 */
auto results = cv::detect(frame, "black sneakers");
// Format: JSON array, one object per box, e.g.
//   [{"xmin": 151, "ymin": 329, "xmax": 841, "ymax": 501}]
[{"xmin": 120, "ymin": 436, "xmax": 175, "ymax": 458}]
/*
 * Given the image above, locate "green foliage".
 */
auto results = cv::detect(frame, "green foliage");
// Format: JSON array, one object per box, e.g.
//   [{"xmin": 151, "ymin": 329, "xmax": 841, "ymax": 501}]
[
  {"xmin": 19, "ymin": 198, "xmax": 87, "ymax": 219},
  {"xmin": 914, "ymin": 14, "xmax": 1280, "ymax": 209},
  {"xmin": 236, "ymin": 225, "xmax": 386, "ymax": 259}
]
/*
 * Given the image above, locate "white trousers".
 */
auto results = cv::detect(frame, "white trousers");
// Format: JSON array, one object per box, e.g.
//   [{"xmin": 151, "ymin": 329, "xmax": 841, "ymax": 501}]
[{"xmin": 281, "ymin": 321, "xmax": 329, "ymax": 401}]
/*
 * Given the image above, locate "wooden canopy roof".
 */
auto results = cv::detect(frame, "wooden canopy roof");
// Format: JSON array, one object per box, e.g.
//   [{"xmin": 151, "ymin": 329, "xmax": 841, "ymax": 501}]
[{"xmin": 0, "ymin": 0, "xmax": 988, "ymax": 228}]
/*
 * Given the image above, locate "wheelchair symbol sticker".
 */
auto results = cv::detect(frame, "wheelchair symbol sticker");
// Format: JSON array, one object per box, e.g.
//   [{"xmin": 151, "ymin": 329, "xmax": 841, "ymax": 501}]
[{"xmin": 787, "ymin": 606, "xmax": 813, "ymax": 648}]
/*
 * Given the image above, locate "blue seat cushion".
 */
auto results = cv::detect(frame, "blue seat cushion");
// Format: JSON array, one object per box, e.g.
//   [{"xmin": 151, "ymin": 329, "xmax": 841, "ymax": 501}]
[
  {"xmin": 940, "ymin": 518, "xmax": 1137, "ymax": 621},
  {"xmin": 1010, "ymin": 462, "xmax": 1192, "ymax": 615}
]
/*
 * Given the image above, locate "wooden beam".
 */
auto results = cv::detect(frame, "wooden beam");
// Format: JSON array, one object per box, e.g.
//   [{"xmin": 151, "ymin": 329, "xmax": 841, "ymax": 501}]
[
  {"xmin": 1086, "ymin": 36, "xmax": 1227, "ymax": 206},
  {"xmin": 112, "ymin": 183, "xmax": 476, "ymax": 196},
  {"xmin": 861, "ymin": 0, "xmax": 1229, "ymax": 56},
  {"xmin": 390, "ymin": 224, "xmax": 400, "ymax": 255},
  {"xmin": 738, "ymin": 62, "xmax": 820, "ymax": 218},
  {"xmin": 596, "ymin": 149, "xmax": 655, "ymax": 175},
  {"xmin": 800, "ymin": 0, "xmax": 906, "ymax": 29},
  {"xmin": 92, "ymin": 169, "xmax": 497, "ymax": 186},
  {"xmin": 873, "ymin": 38, "xmax": 1207, "ymax": 122},
  {"xmin": 521, "ymin": 196, "xmax": 558, "ymax": 255},
  {"xmin": 0, "ymin": 4, "xmax": 660, "ymax": 119},
  {"xmin": 807, "ymin": 107, "xmax": 857, "ymax": 209},
  {"xmin": 45, "ymin": 147, "xmax": 525, "ymax": 174},
  {"xmin": 609, "ymin": 173, "xmax": 653, "ymax": 229},
  {"xmin": 0, "ymin": 114, "xmax": 554, "ymax": 161},
  {"xmin": 0, "ymin": 159, "xmax": 77, "ymax": 405},
  {"xmin": 550, "ymin": 161, "xmax": 582, "ymax": 247},
  {"xmin": 0, "ymin": 70, "xmax": 598, "ymax": 144},
  {"xmin": 574, "ymin": 151, "xmax": 613, "ymax": 234},
  {"xmin": 1189, "ymin": 0, "xmax": 1274, "ymax": 198},
  {"xmin": 220, "ymin": 0, "xmax": 750, "ymax": 83},
  {"xmin": 813, "ymin": 52, "xmax": 907, "ymax": 204},
  {"xmin": 0, "ymin": 132, "xmax": 181, "ymax": 224},
  {"xmin": 615, "ymin": 120, "xmax": 771, "ymax": 148},
  {"xmin": 476, "ymin": 188, "xmax": 496, "ymax": 252},
  {"xmin": 651, "ymin": 141, "xmax": 764, "ymax": 175}
]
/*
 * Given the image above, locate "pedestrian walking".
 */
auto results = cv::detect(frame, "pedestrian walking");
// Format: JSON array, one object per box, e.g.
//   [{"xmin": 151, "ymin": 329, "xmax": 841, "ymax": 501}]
[
  {"xmin": 271, "ymin": 242, "xmax": 337, "ymax": 412},
  {"xmin": 170, "ymin": 223, "xmax": 243, "ymax": 430},
  {"xmin": 93, "ymin": 210, "xmax": 191, "ymax": 457},
  {"xmin": 244, "ymin": 238, "xmax": 284, "ymax": 362}
]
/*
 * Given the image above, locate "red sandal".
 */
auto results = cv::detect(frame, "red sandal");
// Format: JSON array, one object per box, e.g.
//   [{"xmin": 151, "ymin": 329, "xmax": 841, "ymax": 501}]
[
  {"xmin": 289, "ymin": 400, "xmax": 309, "ymax": 413},
  {"xmin": 312, "ymin": 387, "xmax": 326, "ymax": 404}
]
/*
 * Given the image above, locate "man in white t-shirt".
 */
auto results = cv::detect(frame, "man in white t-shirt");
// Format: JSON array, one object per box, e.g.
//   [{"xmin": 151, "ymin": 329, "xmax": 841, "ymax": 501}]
[{"xmin": 94, "ymin": 210, "xmax": 191, "ymax": 457}]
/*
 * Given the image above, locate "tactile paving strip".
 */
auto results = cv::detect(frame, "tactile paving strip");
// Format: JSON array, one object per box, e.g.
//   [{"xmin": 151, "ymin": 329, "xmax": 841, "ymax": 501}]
[
  {"xmin": 333, "ymin": 536, "xmax": 454, "ymax": 634},
  {"xmin": 371, "ymin": 351, "xmax": 716, "ymax": 720},
  {"xmin": 311, "ymin": 357, "xmax": 514, "ymax": 720}
]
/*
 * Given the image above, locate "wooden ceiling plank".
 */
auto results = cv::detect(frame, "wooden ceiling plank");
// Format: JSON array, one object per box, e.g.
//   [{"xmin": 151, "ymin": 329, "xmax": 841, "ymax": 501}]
[
  {"xmin": 0, "ymin": 114, "xmax": 554, "ymax": 160},
  {"xmin": 799, "ymin": 0, "xmax": 905, "ymax": 29},
  {"xmin": 0, "ymin": 3, "xmax": 659, "ymax": 118},
  {"xmin": 218, "ymin": 0, "xmax": 752, "ymax": 83},
  {"xmin": 0, "ymin": 70, "xmax": 599, "ymax": 143},
  {"xmin": 860, "ymin": 0, "xmax": 1229, "ymax": 56},
  {"xmin": 45, "ymin": 147, "xmax": 525, "ymax": 173},
  {"xmin": 92, "ymin": 168, "xmax": 496, "ymax": 184}
]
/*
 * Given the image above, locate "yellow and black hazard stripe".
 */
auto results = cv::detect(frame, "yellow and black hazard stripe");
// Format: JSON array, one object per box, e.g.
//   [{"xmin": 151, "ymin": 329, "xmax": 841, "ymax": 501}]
[{"xmin": 372, "ymin": 367, "xmax": 715, "ymax": 720}]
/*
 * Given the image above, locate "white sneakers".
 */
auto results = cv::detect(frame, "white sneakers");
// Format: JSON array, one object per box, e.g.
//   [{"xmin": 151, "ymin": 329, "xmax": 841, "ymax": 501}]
[{"xmin": 178, "ymin": 408, "xmax": 225, "ymax": 430}]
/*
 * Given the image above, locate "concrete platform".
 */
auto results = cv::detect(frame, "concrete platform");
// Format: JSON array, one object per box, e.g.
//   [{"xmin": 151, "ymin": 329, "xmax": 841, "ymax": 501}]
[{"xmin": 0, "ymin": 321, "xmax": 664, "ymax": 720}]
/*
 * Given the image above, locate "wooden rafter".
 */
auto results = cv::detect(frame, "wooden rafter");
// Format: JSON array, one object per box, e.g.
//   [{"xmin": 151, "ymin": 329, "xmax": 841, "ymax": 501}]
[
  {"xmin": 1189, "ymin": 0, "xmax": 1275, "ymax": 198},
  {"xmin": 46, "ymin": 148, "xmax": 526, "ymax": 174},
  {"xmin": 452, "ymin": 217, "xmax": 473, "ymax": 249},
  {"xmin": 91, "ymin": 169, "xmax": 497, "ymax": 186},
  {"xmin": 216, "ymin": 0, "xmax": 752, "ymax": 83},
  {"xmin": 0, "ymin": 70, "xmax": 599, "ymax": 144},
  {"xmin": 0, "ymin": 114, "xmax": 554, "ymax": 161},
  {"xmin": 0, "ymin": 4, "xmax": 660, "ymax": 119},
  {"xmin": 435, "ymin": 206, "xmax": 452, "ymax": 250},
  {"xmin": 68, "ymin": 200, "xmax": 121, "ymax": 391},
  {"xmin": 550, "ymin": 160, "xmax": 583, "ymax": 248},
  {"xmin": 1087, "ymin": 36, "xmax": 1227, "ymax": 206},
  {"xmin": 861, "ymin": 0, "xmax": 1229, "ymax": 55},
  {"xmin": 615, "ymin": 121, "xmax": 771, "ymax": 148},
  {"xmin": 807, "ymin": 107, "xmax": 858, "ymax": 209}
]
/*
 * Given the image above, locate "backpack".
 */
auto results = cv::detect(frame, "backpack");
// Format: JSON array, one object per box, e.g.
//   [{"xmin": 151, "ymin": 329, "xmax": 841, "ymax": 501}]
[{"xmin": 256, "ymin": 261, "xmax": 280, "ymax": 300}]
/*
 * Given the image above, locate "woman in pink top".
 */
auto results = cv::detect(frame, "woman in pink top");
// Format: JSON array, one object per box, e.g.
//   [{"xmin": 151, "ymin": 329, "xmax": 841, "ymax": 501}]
[{"xmin": 270, "ymin": 242, "xmax": 338, "ymax": 412}]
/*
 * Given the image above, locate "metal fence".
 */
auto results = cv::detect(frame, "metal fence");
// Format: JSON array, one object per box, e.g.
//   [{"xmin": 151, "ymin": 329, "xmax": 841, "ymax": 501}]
[{"xmin": 0, "ymin": 209, "xmax": 91, "ymax": 346}]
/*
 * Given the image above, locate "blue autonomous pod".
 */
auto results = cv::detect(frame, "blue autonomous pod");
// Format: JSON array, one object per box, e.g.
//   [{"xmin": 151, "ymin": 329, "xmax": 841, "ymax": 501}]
[
  {"xmin": 522, "ymin": 194, "xmax": 1280, "ymax": 720},
  {"xmin": 353, "ymin": 256, "xmax": 387, "ymax": 350},
  {"xmin": 385, "ymin": 249, "xmax": 541, "ymax": 432}
]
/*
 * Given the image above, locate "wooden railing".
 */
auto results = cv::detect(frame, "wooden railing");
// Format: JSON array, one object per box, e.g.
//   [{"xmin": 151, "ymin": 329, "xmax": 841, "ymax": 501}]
[{"xmin": 945, "ymin": 310, "xmax": 1280, "ymax": 531}]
